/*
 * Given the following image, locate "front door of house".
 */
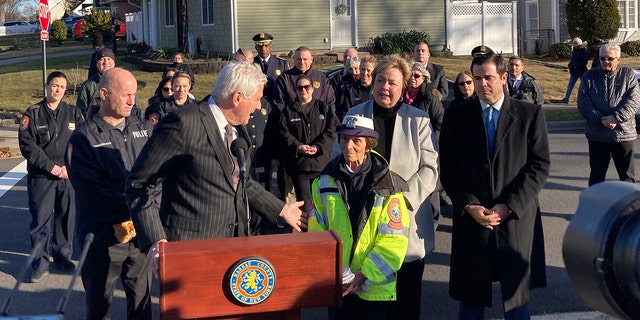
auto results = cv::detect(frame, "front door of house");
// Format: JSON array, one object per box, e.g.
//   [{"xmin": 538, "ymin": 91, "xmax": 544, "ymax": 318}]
[{"xmin": 331, "ymin": 0, "xmax": 354, "ymax": 47}]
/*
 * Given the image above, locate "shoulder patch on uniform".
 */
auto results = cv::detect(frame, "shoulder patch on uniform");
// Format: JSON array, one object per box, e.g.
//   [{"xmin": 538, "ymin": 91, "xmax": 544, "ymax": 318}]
[
  {"xmin": 148, "ymin": 113, "xmax": 160, "ymax": 127},
  {"xmin": 313, "ymin": 81, "xmax": 320, "ymax": 89},
  {"xmin": 387, "ymin": 198, "xmax": 403, "ymax": 230},
  {"xmin": 19, "ymin": 116, "xmax": 29, "ymax": 131}
]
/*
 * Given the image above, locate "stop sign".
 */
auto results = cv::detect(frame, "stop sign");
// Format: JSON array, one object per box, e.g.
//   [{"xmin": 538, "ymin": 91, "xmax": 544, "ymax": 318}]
[{"xmin": 39, "ymin": 0, "xmax": 49, "ymax": 32}]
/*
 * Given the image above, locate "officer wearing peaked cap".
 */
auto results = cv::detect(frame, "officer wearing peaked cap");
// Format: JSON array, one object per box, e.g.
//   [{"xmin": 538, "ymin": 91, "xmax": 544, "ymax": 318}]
[
  {"xmin": 471, "ymin": 45, "xmax": 496, "ymax": 57},
  {"xmin": 253, "ymin": 32, "xmax": 289, "ymax": 103}
]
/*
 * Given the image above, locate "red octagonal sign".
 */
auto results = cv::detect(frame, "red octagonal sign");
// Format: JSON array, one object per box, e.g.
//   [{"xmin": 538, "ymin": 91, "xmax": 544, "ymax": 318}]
[{"xmin": 39, "ymin": 0, "xmax": 49, "ymax": 32}]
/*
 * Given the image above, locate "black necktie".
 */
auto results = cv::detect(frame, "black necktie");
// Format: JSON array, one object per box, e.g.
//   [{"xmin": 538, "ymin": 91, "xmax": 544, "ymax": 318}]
[
  {"xmin": 225, "ymin": 124, "xmax": 239, "ymax": 190},
  {"xmin": 261, "ymin": 59, "xmax": 268, "ymax": 73}
]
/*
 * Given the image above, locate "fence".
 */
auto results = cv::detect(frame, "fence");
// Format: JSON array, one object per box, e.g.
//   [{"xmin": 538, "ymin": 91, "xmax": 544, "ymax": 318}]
[{"xmin": 447, "ymin": 1, "xmax": 518, "ymax": 56}]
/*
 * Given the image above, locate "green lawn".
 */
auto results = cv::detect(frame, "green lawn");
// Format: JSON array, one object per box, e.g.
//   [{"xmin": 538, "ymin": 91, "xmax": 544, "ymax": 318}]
[{"xmin": 0, "ymin": 47, "xmax": 592, "ymax": 122}]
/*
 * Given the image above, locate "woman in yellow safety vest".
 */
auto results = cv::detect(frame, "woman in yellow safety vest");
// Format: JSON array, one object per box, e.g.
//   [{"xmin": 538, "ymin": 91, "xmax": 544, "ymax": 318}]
[{"xmin": 309, "ymin": 114, "xmax": 410, "ymax": 320}]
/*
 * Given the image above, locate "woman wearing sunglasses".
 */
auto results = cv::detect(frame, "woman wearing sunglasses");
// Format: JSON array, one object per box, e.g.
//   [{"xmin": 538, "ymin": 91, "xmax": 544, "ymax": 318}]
[
  {"xmin": 279, "ymin": 74, "xmax": 339, "ymax": 213},
  {"xmin": 450, "ymin": 70, "xmax": 476, "ymax": 108},
  {"xmin": 146, "ymin": 76, "xmax": 174, "ymax": 109},
  {"xmin": 405, "ymin": 62, "xmax": 444, "ymax": 141}
]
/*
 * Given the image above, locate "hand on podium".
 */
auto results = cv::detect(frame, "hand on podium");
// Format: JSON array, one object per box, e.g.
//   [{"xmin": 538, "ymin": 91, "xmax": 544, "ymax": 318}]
[
  {"xmin": 147, "ymin": 239, "xmax": 168, "ymax": 278},
  {"xmin": 279, "ymin": 200, "xmax": 308, "ymax": 232}
]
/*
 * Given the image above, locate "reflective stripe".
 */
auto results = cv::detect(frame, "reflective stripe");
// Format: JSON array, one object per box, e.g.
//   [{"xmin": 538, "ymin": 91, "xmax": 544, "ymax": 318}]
[
  {"xmin": 310, "ymin": 207, "xmax": 328, "ymax": 228},
  {"xmin": 373, "ymin": 195, "xmax": 384, "ymax": 208},
  {"xmin": 318, "ymin": 175, "xmax": 334, "ymax": 218},
  {"xmin": 378, "ymin": 223, "xmax": 410, "ymax": 236},
  {"xmin": 318, "ymin": 175, "xmax": 332, "ymax": 189},
  {"xmin": 368, "ymin": 250, "xmax": 395, "ymax": 279}
]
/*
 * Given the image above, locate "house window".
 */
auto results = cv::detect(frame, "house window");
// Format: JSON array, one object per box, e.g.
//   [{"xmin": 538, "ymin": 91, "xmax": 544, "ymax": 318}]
[
  {"xmin": 525, "ymin": 0, "xmax": 539, "ymax": 39},
  {"xmin": 618, "ymin": 0, "xmax": 638, "ymax": 29},
  {"xmin": 202, "ymin": 0, "xmax": 214, "ymax": 26},
  {"xmin": 165, "ymin": 0, "xmax": 174, "ymax": 27}
]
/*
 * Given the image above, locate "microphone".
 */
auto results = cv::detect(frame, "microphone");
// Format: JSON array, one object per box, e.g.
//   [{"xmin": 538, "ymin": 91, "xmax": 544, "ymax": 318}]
[{"xmin": 231, "ymin": 138, "xmax": 248, "ymax": 181}]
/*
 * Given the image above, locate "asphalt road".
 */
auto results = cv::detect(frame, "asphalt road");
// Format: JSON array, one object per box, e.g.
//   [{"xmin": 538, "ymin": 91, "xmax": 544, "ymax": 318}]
[{"xmin": 0, "ymin": 126, "xmax": 626, "ymax": 320}]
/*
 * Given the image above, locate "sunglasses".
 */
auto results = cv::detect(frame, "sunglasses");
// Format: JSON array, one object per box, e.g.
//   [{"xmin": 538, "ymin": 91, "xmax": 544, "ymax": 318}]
[
  {"xmin": 458, "ymin": 80, "xmax": 472, "ymax": 86},
  {"xmin": 162, "ymin": 87, "xmax": 173, "ymax": 92},
  {"xmin": 296, "ymin": 84, "xmax": 312, "ymax": 91},
  {"xmin": 411, "ymin": 74, "xmax": 423, "ymax": 79},
  {"xmin": 600, "ymin": 56, "xmax": 617, "ymax": 62}
]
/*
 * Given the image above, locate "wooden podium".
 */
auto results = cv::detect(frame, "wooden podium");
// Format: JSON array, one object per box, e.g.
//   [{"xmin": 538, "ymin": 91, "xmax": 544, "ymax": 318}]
[{"xmin": 159, "ymin": 231, "xmax": 342, "ymax": 319}]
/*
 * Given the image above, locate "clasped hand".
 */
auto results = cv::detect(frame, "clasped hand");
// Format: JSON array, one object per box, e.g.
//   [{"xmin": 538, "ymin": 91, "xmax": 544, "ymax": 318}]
[
  {"xmin": 465, "ymin": 204, "xmax": 510, "ymax": 230},
  {"xmin": 601, "ymin": 115, "xmax": 618, "ymax": 130},
  {"xmin": 297, "ymin": 144, "xmax": 318, "ymax": 155}
]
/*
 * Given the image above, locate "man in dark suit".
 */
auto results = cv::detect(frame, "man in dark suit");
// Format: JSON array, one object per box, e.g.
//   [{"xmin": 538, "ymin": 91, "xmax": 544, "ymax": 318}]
[
  {"xmin": 439, "ymin": 53, "xmax": 550, "ymax": 319},
  {"xmin": 253, "ymin": 32, "xmax": 289, "ymax": 103},
  {"xmin": 413, "ymin": 42, "xmax": 448, "ymax": 99},
  {"xmin": 233, "ymin": 48, "xmax": 286, "ymax": 234},
  {"xmin": 125, "ymin": 62, "xmax": 305, "ymax": 275}
]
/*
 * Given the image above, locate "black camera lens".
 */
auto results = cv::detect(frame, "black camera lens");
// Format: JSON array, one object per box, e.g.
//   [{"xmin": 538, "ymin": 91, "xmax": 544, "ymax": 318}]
[{"xmin": 563, "ymin": 181, "xmax": 640, "ymax": 320}]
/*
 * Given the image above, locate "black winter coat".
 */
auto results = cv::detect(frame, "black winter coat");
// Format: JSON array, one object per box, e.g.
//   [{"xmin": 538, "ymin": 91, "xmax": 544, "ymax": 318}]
[
  {"xmin": 279, "ymin": 99, "xmax": 339, "ymax": 176},
  {"xmin": 569, "ymin": 46, "xmax": 588, "ymax": 78}
]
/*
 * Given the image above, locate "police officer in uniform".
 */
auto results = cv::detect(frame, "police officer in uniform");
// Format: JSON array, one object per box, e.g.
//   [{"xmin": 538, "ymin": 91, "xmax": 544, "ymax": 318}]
[
  {"xmin": 253, "ymin": 32, "xmax": 289, "ymax": 103},
  {"xmin": 19, "ymin": 71, "xmax": 84, "ymax": 283},
  {"xmin": 273, "ymin": 46, "xmax": 336, "ymax": 112},
  {"xmin": 66, "ymin": 68, "xmax": 152, "ymax": 319}
]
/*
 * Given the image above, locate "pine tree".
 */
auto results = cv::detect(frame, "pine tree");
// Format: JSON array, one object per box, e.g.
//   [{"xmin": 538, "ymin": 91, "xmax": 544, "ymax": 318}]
[{"xmin": 566, "ymin": 0, "xmax": 620, "ymax": 42}]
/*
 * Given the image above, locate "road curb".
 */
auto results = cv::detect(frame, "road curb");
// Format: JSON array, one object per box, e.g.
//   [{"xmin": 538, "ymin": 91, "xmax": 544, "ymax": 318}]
[{"xmin": 546, "ymin": 120, "xmax": 586, "ymax": 132}]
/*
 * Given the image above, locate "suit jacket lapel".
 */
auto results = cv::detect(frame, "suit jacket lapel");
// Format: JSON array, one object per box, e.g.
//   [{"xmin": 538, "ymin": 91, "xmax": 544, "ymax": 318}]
[
  {"xmin": 494, "ymin": 97, "xmax": 516, "ymax": 157},
  {"xmin": 199, "ymin": 103, "xmax": 235, "ymax": 188}
]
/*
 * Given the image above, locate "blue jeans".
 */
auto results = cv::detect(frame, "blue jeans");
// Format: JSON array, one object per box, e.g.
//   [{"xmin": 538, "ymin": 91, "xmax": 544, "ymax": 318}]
[
  {"xmin": 458, "ymin": 302, "xmax": 530, "ymax": 320},
  {"xmin": 562, "ymin": 75, "xmax": 579, "ymax": 101}
]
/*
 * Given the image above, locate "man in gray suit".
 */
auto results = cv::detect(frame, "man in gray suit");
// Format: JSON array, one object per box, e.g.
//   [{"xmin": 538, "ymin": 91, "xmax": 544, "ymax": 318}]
[
  {"xmin": 413, "ymin": 42, "xmax": 448, "ymax": 99},
  {"xmin": 125, "ymin": 62, "xmax": 306, "ymax": 275}
]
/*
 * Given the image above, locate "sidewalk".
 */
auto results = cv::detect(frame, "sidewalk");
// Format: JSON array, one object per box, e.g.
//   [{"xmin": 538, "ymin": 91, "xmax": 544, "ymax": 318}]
[
  {"xmin": 0, "ymin": 123, "xmax": 19, "ymax": 157},
  {"xmin": 0, "ymin": 49, "xmax": 93, "ymax": 67}
]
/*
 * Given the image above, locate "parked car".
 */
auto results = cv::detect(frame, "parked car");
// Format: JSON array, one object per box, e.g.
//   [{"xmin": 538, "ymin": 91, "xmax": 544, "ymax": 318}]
[
  {"xmin": 64, "ymin": 16, "xmax": 83, "ymax": 34},
  {"xmin": 73, "ymin": 19, "xmax": 126, "ymax": 40},
  {"xmin": 0, "ymin": 21, "xmax": 37, "ymax": 35}
]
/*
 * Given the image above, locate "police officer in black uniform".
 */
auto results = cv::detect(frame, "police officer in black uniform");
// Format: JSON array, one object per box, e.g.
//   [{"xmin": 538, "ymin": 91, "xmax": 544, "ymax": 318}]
[
  {"xmin": 66, "ymin": 68, "xmax": 152, "ymax": 320},
  {"xmin": 253, "ymin": 32, "xmax": 289, "ymax": 103},
  {"xmin": 19, "ymin": 71, "xmax": 84, "ymax": 283}
]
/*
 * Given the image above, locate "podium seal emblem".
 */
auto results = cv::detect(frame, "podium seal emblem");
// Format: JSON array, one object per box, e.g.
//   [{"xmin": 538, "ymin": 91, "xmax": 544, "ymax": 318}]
[{"xmin": 227, "ymin": 256, "xmax": 276, "ymax": 305}]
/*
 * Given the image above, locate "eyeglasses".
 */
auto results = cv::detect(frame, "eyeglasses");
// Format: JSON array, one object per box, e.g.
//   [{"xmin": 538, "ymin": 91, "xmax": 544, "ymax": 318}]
[
  {"xmin": 600, "ymin": 56, "xmax": 617, "ymax": 62},
  {"xmin": 411, "ymin": 74, "xmax": 423, "ymax": 79},
  {"xmin": 458, "ymin": 80, "xmax": 472, "ymax": 87},
  {"xmin": 162, "ymin": 87, "xmax": 172, "ymax": 92},
  {"xmin": 296, "ymin": 84, "xmax": 312, "ymax": 91}
]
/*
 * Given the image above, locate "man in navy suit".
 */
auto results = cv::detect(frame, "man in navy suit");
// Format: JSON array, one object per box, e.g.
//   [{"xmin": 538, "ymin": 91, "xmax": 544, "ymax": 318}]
[
  {"xmin": 440, "ymin": 53, "xmax": 550, "ymax": 319},
  {"xmin": 125, "ymin": 62, "xmax": 306, "ymax": 275},
  {"xmin": 253, "ymin": 32, "xmax": 289, "ymax": 103}
]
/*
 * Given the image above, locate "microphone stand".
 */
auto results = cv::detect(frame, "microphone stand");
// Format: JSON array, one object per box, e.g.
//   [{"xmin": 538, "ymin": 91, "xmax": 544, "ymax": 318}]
[{"xmin": 240, "ymin": 172, "xmax": 250, "ymax": 236}]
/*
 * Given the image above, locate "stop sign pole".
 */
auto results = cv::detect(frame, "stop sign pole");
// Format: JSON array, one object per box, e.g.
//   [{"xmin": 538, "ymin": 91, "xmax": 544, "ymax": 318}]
[{"xmin": 39, "ymin": 0, "xmax": 49, "ymax": 98}]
